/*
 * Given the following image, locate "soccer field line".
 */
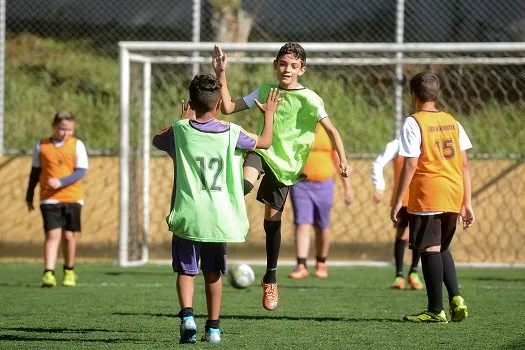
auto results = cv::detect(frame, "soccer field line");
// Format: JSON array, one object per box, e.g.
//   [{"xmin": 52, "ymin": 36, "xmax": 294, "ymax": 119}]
[{"xmin": 148, "ymin": 259, "xmax": 525, "ymax": 268}]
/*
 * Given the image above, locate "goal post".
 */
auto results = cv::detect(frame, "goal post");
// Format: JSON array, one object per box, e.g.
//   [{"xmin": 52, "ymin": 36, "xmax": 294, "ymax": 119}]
[{"xmin": 118, "ymin": 41, "xmax": 525, "ymax": 267}]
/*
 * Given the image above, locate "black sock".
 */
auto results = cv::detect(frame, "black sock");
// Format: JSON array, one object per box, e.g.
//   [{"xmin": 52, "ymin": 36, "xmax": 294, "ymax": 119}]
[
  {"xmin": 243, "ymin": 179, "xmax": 254, "ymax": 196},
  {"xmin": 178, "ymin": 307, "xmax": 194, "ymax": 319},
  {"xmin": 263, "ymin": 220, "xmax": 281, "ymax": 283},
  {"xmin": 316, "ymin": 256, "xmax": 326, "ymax": 264},
  {"xmin": 205, "ymin": 319, "xmax": 220, "ymax": 331},
  {"xmin": 297, "ymin": 257, "xmax": 307, "ymax": 267},
  {"xmin": 394, "ymin": 239, "xmax": 406, "ymax": 277},
  {"xmin": 44, "ymin": 269, "xmax": 54, "ymax": 274},
  {"xmin": 441, "ymin": 249, "xmax": 460, "ymax": 301},
  {"xmin": 421, "ymin": 251, "xmax": 443, "ymax": 314},
  {"xmin": 409, "ymin": 249, "xmax": 421, "ymax": 274},
  {"xmin": 63, "ymin": 265, "xmax": 74, "ymax": 271}
]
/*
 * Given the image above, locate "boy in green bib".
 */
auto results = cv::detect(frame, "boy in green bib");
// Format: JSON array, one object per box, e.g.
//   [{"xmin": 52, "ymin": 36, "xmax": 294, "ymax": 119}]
[
  {"xmin": 213, "ymin": 43, "xmax": 351, "ymax": 311},
  {"xmin": 153, "ymin": 73, "xmax": 281, "ymax": 343}
]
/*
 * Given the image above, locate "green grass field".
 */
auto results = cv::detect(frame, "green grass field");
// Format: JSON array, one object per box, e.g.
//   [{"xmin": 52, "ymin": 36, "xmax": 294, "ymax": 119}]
[{"xmin": 1, "ymin": 263, "xmax": 524, "ymax": 349}]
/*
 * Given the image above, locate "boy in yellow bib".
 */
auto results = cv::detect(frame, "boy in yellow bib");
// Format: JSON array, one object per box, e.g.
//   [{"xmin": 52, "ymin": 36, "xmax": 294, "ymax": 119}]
[{"xmin": 391, "ymin": 72, "xmax": 475, "ymax": 323}]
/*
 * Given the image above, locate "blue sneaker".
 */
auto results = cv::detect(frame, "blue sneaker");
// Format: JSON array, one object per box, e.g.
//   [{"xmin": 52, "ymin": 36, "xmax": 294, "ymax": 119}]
[
  {"xmin": 179, "ymin": 316, "xmax": 197, "ymax": 344},
  {"xmin": 205, "ymin": 328, "xmax": 222, "ymax": 344}
]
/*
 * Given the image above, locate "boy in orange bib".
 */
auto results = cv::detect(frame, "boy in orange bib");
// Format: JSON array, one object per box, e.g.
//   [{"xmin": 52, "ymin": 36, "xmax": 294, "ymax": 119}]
[{"xmin": 391, "ymin": 72, "xmax": 475, "ymax": 323}]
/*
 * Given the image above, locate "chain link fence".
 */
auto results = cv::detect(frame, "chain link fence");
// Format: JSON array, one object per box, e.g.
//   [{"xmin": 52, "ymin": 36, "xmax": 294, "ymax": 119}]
[{"xmin": 2, "ymin": 0, "xmax": 525, "ymax": 264}]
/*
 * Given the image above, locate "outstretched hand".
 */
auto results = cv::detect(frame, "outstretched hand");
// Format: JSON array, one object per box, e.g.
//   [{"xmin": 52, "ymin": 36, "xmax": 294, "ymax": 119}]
[
  {"xmin": 212, "ymin": 45, "xmax": 227, "ymax": 74},
  {"xmin": 254, "ymin": 88, "xmax": 282, "ymax": 115}
]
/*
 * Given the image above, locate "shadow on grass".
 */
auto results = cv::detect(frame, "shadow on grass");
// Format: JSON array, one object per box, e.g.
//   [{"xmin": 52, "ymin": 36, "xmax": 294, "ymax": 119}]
[
  {"xmin": 111, "ymin": 311, "xmax": 404, "ymax": 323},
  {"xmin": 0, "ymin": 334, "xmax": 135, "ymax": 343},
  {"xmin": 462, "ymin": 276, "xmax": 525, "ymax": 283},
  {"xmin": 0, "ymin": 282, "xmax": 36, "ymax": 288},
  {"xmin": 104, "ymin": 271, "xmax": 171, "ymax": 277},
  {"xmin": 0, "ymin": 326, "xmax": 126, "ymax": 333},
  {"xmin": 0, "ymin": 326, "xmax": 145, "ymax": 344}
]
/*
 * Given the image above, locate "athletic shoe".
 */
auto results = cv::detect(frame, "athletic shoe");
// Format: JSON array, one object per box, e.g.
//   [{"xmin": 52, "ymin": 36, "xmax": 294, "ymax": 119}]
[
  {"xmin": 62, "ymin": 269, "xmax": 78, "ymax": 287},
  {"xmin": 41, "ymin": 271, "xmax": 57, "ymax": 288},
  {"xmin": 391, "ymin": 276, "xmax": 405, "ymax": 289},
  {"xmin": 314, "ymin": 262, "xmax": 328, "ymax": 279},
  {"xmin": 407, "ymin": 272, "xmax": 423, "ymax": 290},
  {"xmin": 179, "ymin": 316, "xmax": 197, "ymax": 344},
  {"xmin": 288, "ymin": 264, "xmax": 309, "ymax": 279},
  {"xmin": 204, "ymin": 328, "xmax": 222, "ymax": 344},
  {"xmin": 262, "ymin": 281, "xmax": 278, "ymax": 311},
  {"xmin": 449, "ymin": 295, "xmax": 469, "ymax": 322},
  {"xmin": 404, "ymin": 310, "xmax": 448, "ymax": 323}
]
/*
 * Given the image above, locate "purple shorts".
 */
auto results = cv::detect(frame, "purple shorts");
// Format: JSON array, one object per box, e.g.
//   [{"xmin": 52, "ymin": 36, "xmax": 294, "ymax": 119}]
[
  {"xmin": 290, "ymin": 178, "xmax": 334, "ymax": 230},
  {"xmin": 171, "ymin": 235, "xmax": 227, "ymax": 275}
]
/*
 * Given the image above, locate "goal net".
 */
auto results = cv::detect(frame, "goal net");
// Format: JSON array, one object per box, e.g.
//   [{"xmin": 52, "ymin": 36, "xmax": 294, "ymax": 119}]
[{"xmin": 118, "ymin": 41, "xmax": 525, "ymax": 267}]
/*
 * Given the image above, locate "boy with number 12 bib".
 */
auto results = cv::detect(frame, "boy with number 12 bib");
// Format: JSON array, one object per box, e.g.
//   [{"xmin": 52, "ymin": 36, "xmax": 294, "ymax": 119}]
[{"xmin": 153, "ymin": 73, "xmax": 280, "ymax": 343}]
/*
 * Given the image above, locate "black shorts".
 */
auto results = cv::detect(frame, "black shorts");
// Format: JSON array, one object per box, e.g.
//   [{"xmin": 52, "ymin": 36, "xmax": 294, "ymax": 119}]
[
  {"xmin": 393, "ymin": 206, "xmax": 409, "ymax": 229},
  {"xmin": 408, "ymin": 212, "xmax": 458, "ymax": 251},
  {"xmin": 244, "ymin": 152, "xmax": 289, "ymax": 212},
  {"xmin": 40, "ymin": 203, "xmax": 82, "ymax": 233}
]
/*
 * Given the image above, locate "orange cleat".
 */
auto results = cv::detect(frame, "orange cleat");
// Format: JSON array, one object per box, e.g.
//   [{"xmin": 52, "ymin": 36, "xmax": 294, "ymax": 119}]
[
  {"xmin": 407, "ymin": 272, "xmax": 423, "ymax": 290},
  {"xmin": 314, "ymin": 262, "xmax": 328, "ymax": 279},
  {"xmin": 261, "ymin": 281, "xmax": 279, "ymax": 311},
  {"xmin": 391, "ymin": 276, "xmax": 405, "ymax": 289},
  {"xmin": 288, "ymin": 264, "xmax": 309, "ymax": 279}
]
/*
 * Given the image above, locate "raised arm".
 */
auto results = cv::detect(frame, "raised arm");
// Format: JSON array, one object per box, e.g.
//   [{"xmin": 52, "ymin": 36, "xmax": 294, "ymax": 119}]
[
  {"xmin": 319, "ymin": 117, "xmax": 350, "ymax": 177},
  {"xmin": 254, "ymin": 88, "xmax": 281, "ymax": 149},
  {"xmin": 212, "ymin": 45, "xmax": 249, "ymax": 114}
]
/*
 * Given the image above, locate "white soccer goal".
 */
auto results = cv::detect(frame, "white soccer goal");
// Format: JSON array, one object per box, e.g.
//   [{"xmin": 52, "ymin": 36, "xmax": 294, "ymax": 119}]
[{"xmin": 118, "ymin": 41, "xmax": 525, "ymax": 267}]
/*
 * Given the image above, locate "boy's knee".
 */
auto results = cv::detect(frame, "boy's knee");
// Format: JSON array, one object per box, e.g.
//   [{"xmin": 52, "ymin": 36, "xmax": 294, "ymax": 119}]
[{"xmin": 243, "ymin": 179, "xmax": 254, "ymax": 195}]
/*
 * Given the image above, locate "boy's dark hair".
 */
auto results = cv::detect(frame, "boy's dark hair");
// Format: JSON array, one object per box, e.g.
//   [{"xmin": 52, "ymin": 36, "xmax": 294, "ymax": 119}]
[
  {"xmin": 409, "ymin": 72, "xmax": 440, "ymax": 102},
  {"xmin": 275, "ymin": 42, "xmax": 306, "ymax": 66},
  {"xmin": 189, "ymin": 73, "xmax": 222, "ymax": 113},
  {"xmin": 52, "ymin": 110, "xmax": 75, "ymax": 126}
]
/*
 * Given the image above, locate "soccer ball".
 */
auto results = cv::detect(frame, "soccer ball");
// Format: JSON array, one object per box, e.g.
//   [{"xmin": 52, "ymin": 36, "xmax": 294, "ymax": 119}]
[{"xmin": 229, "ymin": 263, "xmax": 255, "ymax": 289}]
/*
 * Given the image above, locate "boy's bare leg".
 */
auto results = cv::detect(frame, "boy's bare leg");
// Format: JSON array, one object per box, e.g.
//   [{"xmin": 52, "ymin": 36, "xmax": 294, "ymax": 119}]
[
  {"xmin": 243, "ymin": 166, "xmax": 259, "ymax": 195},
  {"xmin": 62, "ymin": 230, "xmax": 76, "ymax": 268},
  {"xmin": 314, "ymin": 226, "xmax": 330, "ymax": 278},
  {"xmin": 295, "ymin": 224, "xmax": 311, "ymax": 259},
  {"xmin": 177, "ymin": 274, "xmax": 195, "ymax": 309},
  {"xmin": 289, "ymin": 224, "xmax": 310, "ymax": 279},
  {"xmin": 314, "ymin": 226, "xmax": 330, "ymax": 259},
  {"xmin": 203, "ymin": 271, "xmax": 222, "ymax": 321},
  {"xmin": 44, "ymin": 228, "xmax": 62, "ymax": 270}
]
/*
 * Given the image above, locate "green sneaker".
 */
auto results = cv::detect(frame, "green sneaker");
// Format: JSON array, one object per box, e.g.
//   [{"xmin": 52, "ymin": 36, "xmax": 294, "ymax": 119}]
[
  {"xmin": 404, "ymin": 310, "xmax": 448, "ymax": 323},
  {"xmin": 450, "ymin": 296, "xmax": 468, "ymax": 322},
  {"xmin": 41, "ymin": 271, "xmax": 57, "ymax": 288},
  {"xmin": 407, "ymin": 272, "xmax": 423, "ymax": 290},
  {"xmin": 62, "ymin": 269, "xmax": 78, "ymax": 287},
  {"xmin": 391, "ymin": 276, "xmax": 405, "ymax": 289}
]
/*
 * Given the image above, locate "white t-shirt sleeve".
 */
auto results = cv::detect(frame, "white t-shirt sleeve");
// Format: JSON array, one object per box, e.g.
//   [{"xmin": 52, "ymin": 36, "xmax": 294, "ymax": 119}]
[
  {"xmin": 398, "ymin": 117, "xmax": 422, "ymax": 157},
  {"xmin": 457, "ymin": 122, "xmax": 473, "ymax": 151},
  {"xmin": 76, "ymin": 140, "xmax": 89, "ymax": 169},
  {"xmin": 242, "ymin": 88, "xmax": 260, "ymax": 108},
  {"xmin": 31, "ymin": 141, "xmax": 41, "ymax": 167},
  {"xmin": 371, "ymin": 139, "xmax": 399, "ymax": 191}
]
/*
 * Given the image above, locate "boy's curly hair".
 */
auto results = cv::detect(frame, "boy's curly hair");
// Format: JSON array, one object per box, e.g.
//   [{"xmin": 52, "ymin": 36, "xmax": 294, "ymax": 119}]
[
  {"xmin": 275, "ymin": 42, "xmax": 306, "ymax": 66},
  {"xmin": 189, "ymin": 73, "xmax": 222, "ymax": 113}
]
